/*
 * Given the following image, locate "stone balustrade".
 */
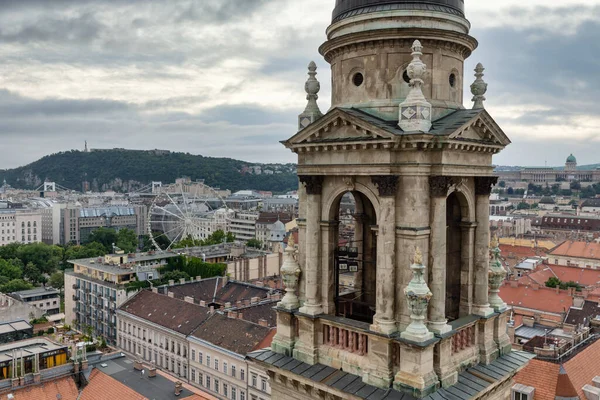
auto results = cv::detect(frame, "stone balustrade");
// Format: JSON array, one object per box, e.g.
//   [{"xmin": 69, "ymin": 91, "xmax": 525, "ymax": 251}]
[
  {"xmin": 451, "ymin": 325, "xmax": 476, "ymax": 355},
  {"xmin": 322, "ymin": 323, "xmax": 369, "ymax": 356}
]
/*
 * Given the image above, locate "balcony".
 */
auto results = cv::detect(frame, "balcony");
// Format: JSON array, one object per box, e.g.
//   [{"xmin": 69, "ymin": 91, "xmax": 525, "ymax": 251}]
[
  {"xmin": 72, "ymin": 284, "xmax": 80, "ymax": 290},
  {"xmin": 322, "ymin": 322, "xmax": 369, "ymax": 356},
  {"xmin": 72, "ymin": 295, "xmax": 80, "ymax": 301}
]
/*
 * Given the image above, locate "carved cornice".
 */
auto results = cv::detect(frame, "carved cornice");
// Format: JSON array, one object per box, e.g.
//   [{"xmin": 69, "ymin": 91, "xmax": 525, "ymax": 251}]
[
  {"xmin": 299, "ymin": 175, "xmax": 324, "ymax": 195},
  {"xmin": 429, "ymin": 176, "xmax": 457, "ymax": 197},
  {"xmin": 371, "ymin": 175, "xmax": 399, "ymax": 197},
  {"xmin": 474, "ymin": 176, "xmax": 498, "ymax": 196}
]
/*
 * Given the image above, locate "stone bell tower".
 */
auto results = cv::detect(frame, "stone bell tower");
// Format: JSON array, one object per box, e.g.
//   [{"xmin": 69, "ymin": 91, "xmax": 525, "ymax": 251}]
[{"xmin": 250, "ymin": 1, "xmax": 533, "ymax": 399}]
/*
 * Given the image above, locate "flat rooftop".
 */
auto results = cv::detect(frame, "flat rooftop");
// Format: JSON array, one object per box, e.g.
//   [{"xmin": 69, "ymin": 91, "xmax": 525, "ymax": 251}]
[
  {"xmin": 0, "ymin": 320, "xmax": 32, "ymax": 335},
  {"xmin": 12, "ymin": 287, "xmax": 60, "ymax": 298},
  {"xmin": 68, "ymin": 252, "xmax": 180, "ymax": 274},
  {"xmin": 0, "ymin": 338, "xmax": 66, "ymax": 363}
]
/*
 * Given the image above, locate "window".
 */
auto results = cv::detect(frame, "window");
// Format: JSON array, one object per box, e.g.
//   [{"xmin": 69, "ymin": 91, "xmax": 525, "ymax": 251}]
[
  {"xmin": 251, "ymin": 373, "xmax": 257, "ymax": 387},
  {"xmin": 241, "ymin": 391, "xmax": 245, "ymax": 400},
  {"xmin": 232, "ymin": 387, "xmax": 237, "ymax": 400},
  {"xmin": 199, "ymin": 352, "xmax": 203, "ymax": 364},
  {"xmin": 352, "ymin": 72, "xmax": 364, "ymax": 87},
  {"xmin": 231, "ymin": 365, "xmax": 236, "ymax": 378},
  {"xmin": 191, "ymin": 349, "xmax": 196, "ymax": 361},
  {"xmin": 199, "ymin": 372, "xmax": 204, "ymax": 386},
  {"xmin": 214, "ymin": 379, "xmax": 219, "ymax": 393},
  {"xmin": 240, "ymin": 369, "xmax": 245, "ymax": 381},
  {"xmin": 215, "ymin": 358, "xmax": 219, "ymax": 371},
  {"xmin": 206, "ymin": 376, "xmax": 211, "ymax": 389},
  {"xmin": 191, "ymin": 369, "xmax": 196, "ymax": 382},
  {"xmin": 223, "ymin": 362, "xmax": 227, "ymax": 375},
  {"xmin": 261, "ymin": 378, "xmax": 267, "ymax": 392},
  {"xmin": 512, "ymin": 384, "xmax": 535, "ymax": 400},
  {"xmin": 223, "ymin": 383, "xmax": 228, "ymax": 397},
  {"xmin": 207, "ymin": 355, "xmax": 211, "ymax": 366}
]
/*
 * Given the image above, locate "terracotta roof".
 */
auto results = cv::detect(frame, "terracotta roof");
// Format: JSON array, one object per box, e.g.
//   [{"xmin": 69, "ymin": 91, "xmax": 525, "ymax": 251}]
[
  {"xmin": 514, "ymin": 359, "xmax": 560, "ymax": 400},
  {"xmin": 232, "ymin": 300, "xmax": 278, "ymax": 327},
  {"xmin": 550, "ymin": 241, "xmax": 600, "ymax": 260},
  {"xmin": 499, "ymin": 238, "xmax": 556, "ymax": 250},
  {"xmin": 119, "ymin": 290, "xmax": 210, "ymax": 335},
  {"xmin": 521, "ymin": 264, "xmax": 600, "ymax": 287},
  {"xmin": 500, "ymin": 282, "xmax": 573, "ymax": 314},
  {"xmin": 8, "ymin": 376, "xmax": 79, "ymax": 400},
  {"xmin": 564, "ymin": 338, "xmax": 600, "ymax": 399},
  {"xmin": 555, "ymin": 365, "xmax": 579, "ymax": 398},
  {"xmin": 80, "ymin": 369, "xmax": 147, "ymax": 400},
  {"xmin": 256, "ymin": 212, "xmax": 294, "ymax": 224},
  {"xmin": 191, "ymin": 313, "xmax": 275, "ymax": 355},
  {"xmin": 500, "ymin": 244, "xmax": 537, "ymax": 259}
]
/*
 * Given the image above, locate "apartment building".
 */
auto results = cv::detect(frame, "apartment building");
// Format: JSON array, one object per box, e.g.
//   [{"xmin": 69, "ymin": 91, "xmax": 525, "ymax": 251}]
[
  {"xmin": 64, "ymin": 250, "xmax": 179, "ymax": 344},
  {"xmin": 10, "ymin": 287, "xmax": 61, "ymax": 315},
  {"xmin": 229, "ymin": 212, "xmax": 259, "ymax": 241},
  {"xmin": 0, "ymin": 209, "xmax": 42, "ymax": 246}
]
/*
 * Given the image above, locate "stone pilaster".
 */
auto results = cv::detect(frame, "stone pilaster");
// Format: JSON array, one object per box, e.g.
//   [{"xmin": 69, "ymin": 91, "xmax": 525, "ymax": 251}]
[
  {"xmin": 321, "ymin": 220, "xmax": 338, "ymax": 315},
  {"xmin": 394, "ymin": 343, "xmax": 439, "ymax": 398},
  {"xmin": 428, "ymin": 176, "xmax": 451, "ymax": 334},
  {"xmin": 299, "ymin": 176, "xmax": 324, "ymax": 316},
  {"xmin": 292, "ymin": 315, "xmax": 319, "ymax": 365},
  {"xmin": 494, "ymin": 310, "xmax": 512, "ymax": 356},
  {"xmin": 478, "ymin": 316, "xmax": 498, "ymax": 364},
  {"xmin": 371, "ymin": 176, "xmax": 398, "ymax": 334},
  {"xmin": 459, "ymin": 221, "xmax": 476, "ymax": 318},
  {"xmin": 472, "ymin": 177, "xmax": 496, "ymax": 317},
  {"xmin": 271, "ymin": 310, "xmax": 297, "ymax": 356}
]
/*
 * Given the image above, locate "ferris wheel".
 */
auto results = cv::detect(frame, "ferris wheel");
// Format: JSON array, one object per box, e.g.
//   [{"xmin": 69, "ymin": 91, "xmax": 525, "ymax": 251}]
[{"xmin": 147, "ymin": 181, "xmax": 232, "ymax": 251}]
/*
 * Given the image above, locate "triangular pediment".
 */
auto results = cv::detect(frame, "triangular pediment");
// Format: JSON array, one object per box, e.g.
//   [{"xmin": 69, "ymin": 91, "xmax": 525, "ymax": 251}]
[
  {"xmin": 446, "ymin": 110, "xmax": 511, "ymax": 146},
  {"xmin": 283, "ymin": 108, "xmax": 398, "ymax": 149}
]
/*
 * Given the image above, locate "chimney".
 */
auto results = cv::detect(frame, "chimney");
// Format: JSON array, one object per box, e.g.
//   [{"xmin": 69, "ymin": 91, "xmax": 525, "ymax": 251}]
[
  {"xmin": 255, "ymin": 281, "xmax": 264, "ymax": 287},
  {"xmin": 168, "ymin": 280, "xmax": 175, "ymax": 286},
  {"xmin": 583, "ymin": 289, "xmax": 590, "ymax": 299},
  {"xmin": 258, "ymin": 319, "xmax": 268, "ymax": 327},
  {"xmin": 196, "ymin": 276, "xmax": 202, "ymax": 281},
  {"xmin": 251, "ymin": 297, "xmax": 259, "ymax": 304},
  {"xmin": 568, "ymin": 287, "xmax": 575, "ymax": 296},
  {"xmin": 236, "ymin": 300, "xmax": 242, "ymax": 307},
  {"xmin": 209, "ymin": 306, "xmax": 214, "ymax": 314},
  {"xmin": 532, "ymin": 283, "xmax": 539, "ymax": 291},
  {"xmin": 199, "ymin": 300, "xmax": 206, "ymax": 307},
  {"xmin": 184, "ymin": 296, "xmax": 194, "ymax": 304},
  {"xmin": 237, "ymin": 312, "xmax": 243, "ymax": 320},
  {"xmin": 179, "ymin": 278, "xmax": 186, "ymax": 285},
  {"xmin": 167, "ymin": 292, "xmax": 174, "ymax": 298},
  {"xmin": 556, "ymin": 286, "xmax": 560, "ymax": 294},
  {"xmin": 152, "ymin": 287, "xmax": 158, "ymax": 294},
  {"xmin": 222, "ymin": 275, "xmax": 229, "ymax": 284},
  {"xmin": 174, "ymin": 381, "xmax": 183, "ymax": 396},
  {"xmin": 225, "ymin": 302, "xmax": 232, "ymax": 309},
  {"xmin": 227, "ymin": 311, "xmax": 236, "ymax": 318},
  {"xmin": 593, "ymin": 376, "xmax": 600, "ymax": 388},
  {"xmin": 244, "ymin": 299, "xmax": 251, "ymax": 306}
]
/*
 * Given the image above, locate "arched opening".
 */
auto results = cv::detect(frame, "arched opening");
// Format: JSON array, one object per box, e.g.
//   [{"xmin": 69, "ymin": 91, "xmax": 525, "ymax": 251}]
[
  {"xmin": 332, "ymin": 191, "xmax": 377, "ymax": 323},
  {"xmin": 446, "ymin": 192, "xmax": 463, "ymax": 321}
]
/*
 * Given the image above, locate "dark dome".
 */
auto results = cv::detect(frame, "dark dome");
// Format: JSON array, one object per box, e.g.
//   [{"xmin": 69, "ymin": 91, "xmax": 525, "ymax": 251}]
[{"xmin": 332, "ymin": 0, "xmax": 465, "ymax": 22}]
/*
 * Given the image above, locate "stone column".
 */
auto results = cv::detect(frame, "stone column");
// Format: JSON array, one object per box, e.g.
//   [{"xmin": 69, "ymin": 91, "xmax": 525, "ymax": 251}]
[
  {"xmin": 371, "ymin": 176, "xmax": 398, "ymax": 334},
  {"xmin": 472, "ymin": 177, "xmax": 497, "ymax": 317},
  {"xmin": 298, "ymin": 175, "xmax": 324, "ymax": 316},
  {"xmin": 321, "ymin": 220, "xmax": 338, "ymax": 314},
  {"xmin": 459, "ymin": 221, "xmax": 476, "ymax": 318},
  {"xmin": 428, "ymin": 177, "xmax": 452, "ymax": 334}
]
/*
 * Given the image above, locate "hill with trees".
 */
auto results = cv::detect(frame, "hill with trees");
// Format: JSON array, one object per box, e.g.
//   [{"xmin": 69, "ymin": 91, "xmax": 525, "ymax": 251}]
[{"xmin": 0, "ymin": 149, "xmax": 298, "ymax": 193}]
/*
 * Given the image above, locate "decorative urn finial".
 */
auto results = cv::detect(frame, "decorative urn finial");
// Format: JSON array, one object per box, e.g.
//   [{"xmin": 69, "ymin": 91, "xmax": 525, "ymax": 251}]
[
  {"xmin": 488, "ymin": 235, "xmax": 507, "ymax": 312},
  {"xmin": 401, "ymin": 247, "xmax": 434, "ymax": 342},
  {"xmin": 398, "ymin": 40, "xmax": 432, "ymax": 133},
  {"xmin": 298, "ymin": 61, "xmax": 323, "ymax": 131},
  {"xmin": 471, "ymin": 63, "xmax": 488, "ymax": 109},
  {"xmin": 278, "ymin": 234, "xmax": 301, "ymax": 310}
]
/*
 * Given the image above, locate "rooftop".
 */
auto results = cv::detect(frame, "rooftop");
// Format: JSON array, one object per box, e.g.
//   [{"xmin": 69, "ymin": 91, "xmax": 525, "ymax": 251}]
[
  {"xmin": 6, "ymin": 375, "xmax": 79, "ymax": 400},
  {"xmin": 519, "ymin": 264, "xmax": 600, "ymax": 288},
  {"xmin": 10, "ymin": 286, "xmax": 60, "ymax": 298},
  {"xmin": 550, "ymin": 241, "xmax": 600, "ymax": 260},
  {"xmin": 118, "ymin": 290, "xmax": 211, "ymax": 335},
  {"xmin": 68, "ymin": 251, "xmax": 179, "ymax": 275},
  {"xmin": 500, "ymin": 282, "xmax": 573, "ymax": 315},
  {"xmin": 0, "ymin": 338, "xmax": 66, "ymax": 363},
  {"xmin": 0, "ymin": 320, "xmax": 32, "ymax": 335}
]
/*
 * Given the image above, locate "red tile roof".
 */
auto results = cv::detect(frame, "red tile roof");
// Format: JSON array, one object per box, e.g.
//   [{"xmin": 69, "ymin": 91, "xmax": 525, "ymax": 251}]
[
  {"xmin": 564, "ymin": 338, "xmax": 600, "ymax": 399},
  {"xmin": 550, "ymin": 241, "xmax": 600, "ymax": 260},
  {"xmin": 80, "ymin": 369, "xmax": 147, "ymax": 400},
  {"xmin": 500, "ymin": 282, "xmax": 573, "ymax": 314},
  {"xmin": 9, "ymin": 376, "xmax": 79, "ymax": 400},
  {"xmin": 520, "ymin": 264, "xmax": 600, "ymax": 288},
  {"xmin": 514, "ymin": 359, "xmax": 559, "ymax": 400}
]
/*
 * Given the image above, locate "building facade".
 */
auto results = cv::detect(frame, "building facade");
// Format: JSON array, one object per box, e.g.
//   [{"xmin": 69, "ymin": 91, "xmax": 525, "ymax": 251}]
[
  {"xmin": 497, "ymin": 154, "xmax": 600, "ymax": 184},
  {"xmin": 229, "ymin": 212, "xmax": 259, "ymax": 241},
  {"xmin": 10, "ymin": 287, "xmax": 61, "ymax": 315},
  {"xmin": 64, "ymin": 250, "xmax": 178, "ymax": 343},
  {"xmin": 251, "ymin": 1, "xmax": 532, "ymax": 399},
  {"xmin": 0, "ymin": 209, "xmax": 42, "ymax": 246}
]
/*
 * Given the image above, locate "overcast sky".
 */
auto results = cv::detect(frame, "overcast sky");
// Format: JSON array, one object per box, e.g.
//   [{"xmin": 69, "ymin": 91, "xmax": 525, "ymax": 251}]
[{"xmin": 0, "ymin": 0, "xmax": 599, "ymax": 169}]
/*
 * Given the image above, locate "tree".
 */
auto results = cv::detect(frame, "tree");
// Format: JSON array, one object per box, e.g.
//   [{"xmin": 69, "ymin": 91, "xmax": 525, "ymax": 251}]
[
  {"xmin": 116, "ymin": 228, "xmax": 138, "ymax": 253},
  {"xmin": 64, "ymin": 242, "xmax": 106, "ymax": 262},
  {"xmin": 545, "ymin": 277, "xmax": 560, "ymax": 288},
  {"xmin": 23, "ymin": 262, "xmax": 43, "ymax": 284},
  {"xmin": 517, "ymin": 202, "xmax": 531, "ymax": 210},
  {"xmin": 0, "ymin": 259, "xmax": 23, "ymax": 280},
  {"xmin": 0, "ymin": 243, "xmax": 22, "ymax": 260},
  {"xmin": 49, "ymin": 271, "xmax": 65, "ymax": 291},
  {"xmin": 246, "ymin": 239, "xmax": 263, "ymax": 249},
  {"xmin": 86, "ymin": 227, "xmax": 118, "ymax": 253},
  {"xmin": 1, "ymin": 279, "xmax": 34, "ymax": 293},
  {"xmin": 499, "ymin": 181, "xmax": 506, "ymax": 188},
  {"xmin": 16, "ymin": 243, "xmax": 63, "ymax": 275},
  {"xmin": 507, "ymin": 187, "xmax": 514, "ymax": 195},
  {"xmin": 570, "ymin": 181, "xmax": 582, "ymax": 191}
]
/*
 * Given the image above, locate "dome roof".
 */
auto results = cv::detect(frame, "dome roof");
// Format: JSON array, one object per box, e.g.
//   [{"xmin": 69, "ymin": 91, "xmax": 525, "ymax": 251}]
[
  {"xmin": 566, "ymin": 154, "xmax": 577, "ymax": 163},
  {"xmin": 332, "ymin": 0, "xmax": 465, "ymax": 22}
]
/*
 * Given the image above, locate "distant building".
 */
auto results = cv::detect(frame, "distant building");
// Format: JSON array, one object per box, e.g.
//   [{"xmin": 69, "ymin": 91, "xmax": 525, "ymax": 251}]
[
  {"xmin": 229, "ymin": 212, "xmax": 259, "ymax": 241},
  {"xmin": 10, "ymin": 287, "xmax": 61, "ymax": 315},
  {"xmin": 497, "ymin": 154, "xmax": 600, "ymax": 184},
  {"xmin": 540, "ymin": 214, "xmax": 600, "ymax": 234},
  {"xmin": 0, "ymin": 337, "xmax": 70, "ymax": 380},
  {"xmin": 548, "ymin": 241, "xmax": 600, "ymax": 269},
  {"xmin": 0, "ymin": 209, "xmax": 42, "ymax": 246},
  {"xmin": 0, "ymin": 320, "xmax": 33, "ymax": 343},
  {"xmin": 64, "ymin": 250, "xmax": 179, "ymax": 344},
  {"xmin": 581, "ymin": 198, "xmax": 600, "ymax": 213},
  {"xmin": 255, "ymin": 212, "xmax": 294, "ymax": 246},
  {"xmin": 0, "ymin": 293, "xmax": 44, "ymax": 322}
]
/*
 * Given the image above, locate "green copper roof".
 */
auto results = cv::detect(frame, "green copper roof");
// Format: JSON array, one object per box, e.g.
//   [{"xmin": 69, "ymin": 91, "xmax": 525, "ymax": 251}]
[{"xmin": 567, "ymin": 154, "xmax": 577, "ymax": 163}]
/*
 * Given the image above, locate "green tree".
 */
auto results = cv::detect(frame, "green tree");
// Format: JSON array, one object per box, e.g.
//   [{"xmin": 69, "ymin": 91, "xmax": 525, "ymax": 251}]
[
  {"xmin": 116, "ymin": 228, "xmax": 138, "ymax": 253},
  {"xmin": 0, "ymin": 243, "xmax": 22, "ymax": 260},
  {"xmin": 499, "ymin": 181, "xmax": 506, "ymax": 188},
  {"xmin": 86, "ymin": 227, "xmax": 118, "ymax": 253},
  {"xmin": 64, "ymin": 242, "xmax": 106, "ymax": 262},
  {"xmin": 1, "ymin": 279, "xmax": 34, "ymax": 293},
  {"xmin": 16, "ymin": 243, "xmax": 63, "ymax": 275},
  {"xmin": 246, "ymin": 239, "xmax": 262, "ymax": 249},
  {"xmin": 507, "ymin": 187, "xmax": 514, "ymax": 195},
  {"xmin": 517, "ymin": 202, "xmax": 531, "ymax": 210},
  {"xmin": 545, "ymin": 277, "xmax": 560, "ymax": 288},
  {"xmin": 570, "ymin": 181, "xmax": 582, "ymax": 191},
  {"xmin": 0, "ymin": 259, "xmax": 23, "ymax": 280},
  {"xmin": 49, "ymin": 271, "xmax": 64, "ymax": 291},
  {"xmin": 23, "ymin": 262, "xmax": 43, "ymax": 284}
]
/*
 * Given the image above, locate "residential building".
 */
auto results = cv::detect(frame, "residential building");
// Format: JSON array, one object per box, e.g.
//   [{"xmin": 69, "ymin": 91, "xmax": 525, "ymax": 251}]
[
  {"xmin": 581, "ymin": 198, "xmax": 600, "ymax": 213},
  {"xmin": 40, "ymin": 202, "xmax": 64, "ymax": 244},
  {"xmin": 255, "ymin": 212, "xmax": 294, "ymax": 245},
  {"xmin": 0, "ymin": 208, "xmax": 42, "ymax": 246},
  {"xmin": 261, "ymin": 198, "xmax": 298, "ymax": 214},
  {"xmin": 0, "ymin": 293, "xmax": 44, "ymax": 322},
  {"xmin": 10, "ymin": 287, "xmax": 61, "ymax": 315},
  {"xmin": 549, "ymin": 241, "xmax": 600, "ymax": 269},
  {"xmin": 540, "ymin": 215, "xmax": 600, "ymax": 234},
  {"xmin": 64, "ymin": 250, "xmax": 179, "ymax": 344},
  {"xmin": 229, "ymin": 212, "xmax": 259, "ymax": 241},
  {"xmin": 227, "ymin": 253, "xmax": 282, "ymax": 282}
]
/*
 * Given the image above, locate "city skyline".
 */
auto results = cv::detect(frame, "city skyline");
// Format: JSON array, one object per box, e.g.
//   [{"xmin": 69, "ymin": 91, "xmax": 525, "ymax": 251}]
[{"xmin": 0, "ymin": 0, "xmax": 599, "ymax": 168}]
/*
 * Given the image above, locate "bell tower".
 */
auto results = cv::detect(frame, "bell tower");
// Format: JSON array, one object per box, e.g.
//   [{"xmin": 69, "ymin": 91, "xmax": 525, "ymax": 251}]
[{"xmin": 251, "ymin": 1, "xmax": 533, "ymax": 399}]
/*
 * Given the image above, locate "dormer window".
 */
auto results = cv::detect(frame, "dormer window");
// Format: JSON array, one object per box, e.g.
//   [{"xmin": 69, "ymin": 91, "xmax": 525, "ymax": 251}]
[{"xmin": 512, "ymin": 384, "xmax": 535, "ymax": 400}]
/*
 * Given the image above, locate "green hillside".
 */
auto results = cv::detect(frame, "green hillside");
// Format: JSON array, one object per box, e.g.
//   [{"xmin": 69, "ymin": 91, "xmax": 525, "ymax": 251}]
[{"xmin": 0, "ymin": 149, "xmax": 298, "ymax": 193}]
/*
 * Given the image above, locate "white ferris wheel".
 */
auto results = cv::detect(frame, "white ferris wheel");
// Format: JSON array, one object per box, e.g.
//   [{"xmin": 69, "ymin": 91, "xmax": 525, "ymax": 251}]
[{"xmin": 147, "ymin": 181, "xmax": 232, "ymax": 252}]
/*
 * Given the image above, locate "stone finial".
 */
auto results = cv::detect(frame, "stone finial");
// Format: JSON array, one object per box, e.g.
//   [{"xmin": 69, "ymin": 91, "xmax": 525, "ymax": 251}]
[
  {"xmin": 401, "ymin": 247, "xmax": 434, "ymax": 342},
  {"xmin": 298, "ymin": 61, "xmax": 323, "ymax": 131},
  {"xmin": 278, "ymin": 236, "xmax": 301, "ymax": 310},
  {"xmin": 488, "ymin": 235, "xmax": 507, "ymax": 312},
  {"xmin": 287, "ymin": 233, "xmax": 295, "ymax": 248},
  {"xmin": 398, "ymin": 40, "xmax": 432, "ymax": 133},
  {"xmin": 471, "ymin": 63, "xmax": 488, "ymax": 109}
]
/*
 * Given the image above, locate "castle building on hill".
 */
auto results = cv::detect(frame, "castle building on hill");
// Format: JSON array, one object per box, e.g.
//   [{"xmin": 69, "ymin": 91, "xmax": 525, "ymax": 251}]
[{"xmin": 497, "ymin": 154, "xmax": 600, "ymax": 184}]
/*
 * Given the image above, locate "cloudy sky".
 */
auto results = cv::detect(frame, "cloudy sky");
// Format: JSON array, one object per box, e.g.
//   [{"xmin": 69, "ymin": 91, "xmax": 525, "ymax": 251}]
[{"xmin": 0, "ymin": 0, "xmax": 599, "ymax": 169}]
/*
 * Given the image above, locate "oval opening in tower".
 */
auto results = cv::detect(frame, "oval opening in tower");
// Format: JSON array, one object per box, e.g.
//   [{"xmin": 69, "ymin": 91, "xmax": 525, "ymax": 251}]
[
  {"xmin": 403, "ymin": 70, "xmax": 410, "ymax": 84},
  {"xmin": 449, "ymin": 73, "xmax": 456, "ymax": 88},
  {"xmin": 352, "ymin": 73, "xmax": 364, "ymax": 87}
]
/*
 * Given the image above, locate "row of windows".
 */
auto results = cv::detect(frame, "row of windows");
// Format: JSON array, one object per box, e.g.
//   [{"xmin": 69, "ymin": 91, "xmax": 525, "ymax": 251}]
[
  {"xmin": 119, "ymin": 321, "xmax": 187, "ymax": 357},
  {"xmin": 545, "ymin": 217, "xmax": 591, "ymax": 224},
  {"xmin": 191, "ymin": 369, "xmax": 245, "ymax": 400},
  {"xmin": 191, "ymin": 350, "xmax": 245, "ymax": 381}
]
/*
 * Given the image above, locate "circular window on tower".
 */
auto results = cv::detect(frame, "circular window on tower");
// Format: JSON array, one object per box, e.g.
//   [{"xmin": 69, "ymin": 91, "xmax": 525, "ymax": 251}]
[
  {"xmin": 403, "ymin": 70, "xmax": 410, "ymax": 84},
  {"xmin": 449, "ymin": 73, "xmax": 457, "ymax": 88},
  {"xmin": 352, "ymin": 72, "xmax": 364, "ymax": 87}
]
